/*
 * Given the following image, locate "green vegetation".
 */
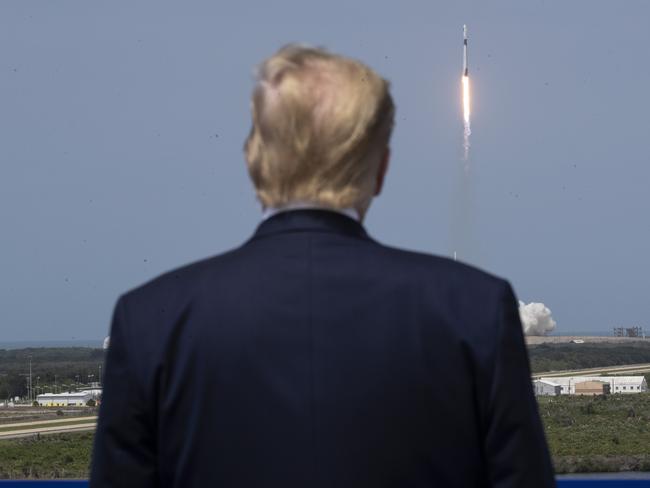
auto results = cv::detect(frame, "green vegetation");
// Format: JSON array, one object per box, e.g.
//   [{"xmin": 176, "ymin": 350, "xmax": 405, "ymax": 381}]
[
  {"xmin": 0, "ymin": 343, "xmax": 649, "ymax": 478},
  {"xmin": 0, "ymin": 348, "xmax": 105, "ymax": 401},
  {"xmin": 529, "ymin": 342, "xmax": 650, "ymax": 373},
  {"xmin": 0, "ymin": 432, "xmax": 93, "ymax": 479},
  {"xmin": 2, "ymin": 395, "xmax": 650, "ymax": 478},
  {"xmin": 539, "ymin": 392, "xmax": 650, "ymax": 473}
]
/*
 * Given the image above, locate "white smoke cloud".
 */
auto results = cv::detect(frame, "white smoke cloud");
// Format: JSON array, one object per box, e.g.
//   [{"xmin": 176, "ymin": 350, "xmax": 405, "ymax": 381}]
[
  {"xmin": 518, "ymin": 301, "xmax": 557, "ymax": 336},
  {"xmin": 103, "ymin": 336, "xmax": 110, "ymax": 350}
]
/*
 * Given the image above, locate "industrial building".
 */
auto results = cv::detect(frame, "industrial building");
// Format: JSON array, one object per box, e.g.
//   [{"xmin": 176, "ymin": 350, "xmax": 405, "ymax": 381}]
[
  {"xmin": 36, "ymin": 392, "xmax": 92, "ymax": 407},
  {"xmin": 80, "ymin": 387, "xmax": 103, "ymax": 400},
  {"xmin": 535, "ymin": 376, "xmax": 647, "ymax": 396},
  {"xmin": 533, "ymin": 379, "xmax": 563, "ymax": 396},
  {"xmin": 574, "ymin": 380, "xmax": 610, "ymax": 395}
]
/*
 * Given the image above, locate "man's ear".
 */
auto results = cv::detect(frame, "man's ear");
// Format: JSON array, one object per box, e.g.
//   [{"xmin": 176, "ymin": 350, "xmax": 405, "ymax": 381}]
[{"xmin": 374, "ymin": 147, "xmax": 390, "ymax": 196}]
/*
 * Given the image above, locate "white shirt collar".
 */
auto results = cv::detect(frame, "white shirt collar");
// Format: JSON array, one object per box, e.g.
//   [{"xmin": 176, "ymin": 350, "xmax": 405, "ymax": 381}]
[{"xmin": 261, "ymin": 201, "xmax": 361, "ymax": 222}]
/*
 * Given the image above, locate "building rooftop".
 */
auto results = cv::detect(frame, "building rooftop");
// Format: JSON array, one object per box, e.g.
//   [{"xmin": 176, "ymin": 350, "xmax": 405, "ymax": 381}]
[
  {"xmin": 539, "ymin": 376, "xmax": 647, "ymax": 386},
  {"xmin": 36, "ymin": 392, "xmax": 92, "ymax": 398}
]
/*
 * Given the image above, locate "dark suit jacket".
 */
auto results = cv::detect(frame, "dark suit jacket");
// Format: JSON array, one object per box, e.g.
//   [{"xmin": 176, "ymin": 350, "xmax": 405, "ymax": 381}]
[{"xmin": 90, "ymin": 209, "xmax": 555, "ymax": 487}]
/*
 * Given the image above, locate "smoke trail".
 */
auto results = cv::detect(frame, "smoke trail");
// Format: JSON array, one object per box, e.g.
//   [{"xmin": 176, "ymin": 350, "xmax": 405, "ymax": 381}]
[
  {"xmin": 452, "ymin": 73, "xmax": 475, "ymax": 263},
  {"xmin": 452, "ymin": 26, "xmax": 475, "ymax": 261},
  {"xmin": 462, "ymin": 74, "xmax": 471, "ymax": 160},
  {"xmin": 519, "ymin": 301, "xmax": 557, "ymax": 336}
]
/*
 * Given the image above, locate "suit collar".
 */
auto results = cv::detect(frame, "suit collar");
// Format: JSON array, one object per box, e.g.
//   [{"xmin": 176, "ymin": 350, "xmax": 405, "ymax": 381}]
[
  {"xmin": 250, "ymin": 208, "xmax": 372, "ymax": 241},
  {"xmin": 261, "ymin": 202, "xmax": 361, "ymax": 223}
]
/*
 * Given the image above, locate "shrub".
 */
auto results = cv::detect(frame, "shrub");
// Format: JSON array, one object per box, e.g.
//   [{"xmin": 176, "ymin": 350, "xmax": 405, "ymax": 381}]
[{"xmin": 580, "ymin": 403, "xmax": 596, "ymax": 415}]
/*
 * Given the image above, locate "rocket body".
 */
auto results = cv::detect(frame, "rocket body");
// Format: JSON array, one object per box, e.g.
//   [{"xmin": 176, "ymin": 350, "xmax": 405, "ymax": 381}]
[{"xmin": 463, "ymin": 24, "xmax": 468, "ymax": 76}]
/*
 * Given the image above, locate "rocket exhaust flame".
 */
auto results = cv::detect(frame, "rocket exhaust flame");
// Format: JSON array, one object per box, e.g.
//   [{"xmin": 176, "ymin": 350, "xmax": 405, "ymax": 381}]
[
  {"xmin": 462, "ymin": 76, "xmax": 471, "ymax": 128},
  {"xmin": 462, "ymin": 25, "xmax": 471, "ymax": 160}
]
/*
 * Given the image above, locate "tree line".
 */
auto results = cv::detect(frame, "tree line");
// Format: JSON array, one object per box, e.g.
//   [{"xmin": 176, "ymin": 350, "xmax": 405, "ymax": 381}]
[{"xmin": 0, "ymin": 348, "xmax": 105, "ymax": 401}]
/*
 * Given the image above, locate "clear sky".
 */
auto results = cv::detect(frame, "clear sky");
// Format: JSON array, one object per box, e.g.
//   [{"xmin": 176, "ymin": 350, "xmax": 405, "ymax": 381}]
[{"xmin": 1, "ymin": 0, "xmax": 649, "ymax": 341}]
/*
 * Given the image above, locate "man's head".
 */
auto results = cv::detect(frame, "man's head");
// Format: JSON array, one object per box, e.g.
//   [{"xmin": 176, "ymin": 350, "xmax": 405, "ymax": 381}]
[{"xmin": 244, "ymin": 44, "xmax": 395, "ymax": 221}]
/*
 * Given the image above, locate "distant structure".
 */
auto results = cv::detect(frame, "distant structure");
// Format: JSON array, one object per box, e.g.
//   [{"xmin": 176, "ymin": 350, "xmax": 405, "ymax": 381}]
[
  {"xmin": 534, "ymin": 376, "xmax": 647, "ymax": 396},
  {"xmin": 533, "ymin": 379, "xmax": 562, "ymax": 396},
  {"xmin": 36, "ymin": 392, "xmax": 92, "ymax": 407},
  {"xmin": 80, "ymin": 387, "xmax": 103, "ymax": 400},
  {"xmin": 613, "ymin": 326, "xmax": 645, "ymax": 338},
  {"xmin": 574, "ymin": 380, "xmax": 610, "ymax": 395}
]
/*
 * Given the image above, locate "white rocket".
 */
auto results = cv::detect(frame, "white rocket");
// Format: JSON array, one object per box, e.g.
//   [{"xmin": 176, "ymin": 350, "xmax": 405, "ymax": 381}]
[
  {"xmin": 463, "ymin": 24, "xmax": 468, "ymax": 77},
  {"xmin": 461, "ymin": 24, "xmax": 471, "ymax": 157}
]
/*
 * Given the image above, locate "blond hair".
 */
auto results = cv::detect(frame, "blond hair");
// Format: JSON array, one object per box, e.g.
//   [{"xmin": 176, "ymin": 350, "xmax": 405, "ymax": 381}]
[{"xmin": 244, "ymin": 43, "xmax": 395, "ymax": 215}]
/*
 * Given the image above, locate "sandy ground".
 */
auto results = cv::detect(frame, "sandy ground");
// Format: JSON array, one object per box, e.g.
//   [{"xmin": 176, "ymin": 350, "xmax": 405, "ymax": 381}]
[
  {"xmin": 0, "ymin": 422, "xmax": 97, "ymax": 440},
  {"xmin": 0, "ymin": 411, "xmax": 98, "ymax": 440},
  {"xmin": 532, "ymin": 362, "xmax": 650, "ymax": 378},
  {"xmin": 526, "ymin": 336, "xmax": 649, "ymax": 345}
]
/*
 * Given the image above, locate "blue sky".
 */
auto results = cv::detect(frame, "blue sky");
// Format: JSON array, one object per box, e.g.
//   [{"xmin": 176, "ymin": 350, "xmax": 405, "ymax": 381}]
[{"xmin": 1, "ymin": 0, "xmax": 649, "ymax": 341}]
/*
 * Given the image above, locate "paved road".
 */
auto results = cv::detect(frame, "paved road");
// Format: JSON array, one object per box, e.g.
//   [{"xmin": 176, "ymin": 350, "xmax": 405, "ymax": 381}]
[
  {"xmin": 0, "ymin": 416, "xmax": 97, "ymax": 429},
  {"xmin": 534, "ymin": 362, "xmax": 650, "ymax": 378},
  {"xmin": 0, "ymin": 417, "xmax": 97, "ymax": 440},
  {"xmin": 527, "ymin": 336, "xmax": 649, "ymax": 345}
]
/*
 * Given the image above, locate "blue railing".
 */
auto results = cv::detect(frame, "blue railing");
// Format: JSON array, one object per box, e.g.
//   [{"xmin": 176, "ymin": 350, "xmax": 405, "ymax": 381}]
[{"xmin": 0, "ymin": 481, "xmax": 649, "ymax": 487}]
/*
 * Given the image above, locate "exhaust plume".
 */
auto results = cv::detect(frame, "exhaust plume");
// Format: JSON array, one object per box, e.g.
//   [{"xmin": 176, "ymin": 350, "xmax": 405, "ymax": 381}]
[
  {"xmin": 518, "ymin": 301, "xmax": 557, "ymax": 336},
  {"xmin": 461, "ymin": 25, "xmax": 471, "ymax": 160},
  {"xmin": 462, "ymin": 74, "xmax": 471, "ymax": 160}
]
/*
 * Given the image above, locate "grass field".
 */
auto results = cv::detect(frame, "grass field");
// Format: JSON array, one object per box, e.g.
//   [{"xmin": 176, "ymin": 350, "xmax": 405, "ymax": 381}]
[
  {"xmin": 538, "ymin": 392, "xmax": 650, "ymax": 473},
  {"xmin": 0, "ymin": 407, "xmax": 96, "ymax": 426},
  {"xmin": 2, "ymin": 344, "xmax": 648, "ymax": 477},
  {"xmin": 0, "ymin": 432, "xmax": 93, "ymax": 479},
  {"xmin": 1, "ymin": 393, "xmax": 649, "ymax": 478}
]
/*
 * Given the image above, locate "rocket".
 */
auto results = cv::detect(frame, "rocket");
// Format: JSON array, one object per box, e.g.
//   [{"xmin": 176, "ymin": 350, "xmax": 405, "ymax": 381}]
[
  {"xmin": 461, "ymin": 24, "xmax": 471, "ymax": 156},
  {"xmin": 463, "ymin": 24, "xmax": 468, "ymax": 77}
]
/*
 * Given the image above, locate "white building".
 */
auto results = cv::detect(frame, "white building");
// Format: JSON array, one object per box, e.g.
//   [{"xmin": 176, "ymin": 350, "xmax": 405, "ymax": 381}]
[
  {"xmin": 80, "ymin": 388, "xmax": 103, "ymax": 400},
  {"xmin": 533, "ymin": 379, "xmax": 562, "ymax": 396},
  {"xmin": 538, "ymin": 376, "xmax": 647, "ymax": 395},
  {"xmin": 36, "ymin": 392, "xmax": 93, "ymax": 407}
]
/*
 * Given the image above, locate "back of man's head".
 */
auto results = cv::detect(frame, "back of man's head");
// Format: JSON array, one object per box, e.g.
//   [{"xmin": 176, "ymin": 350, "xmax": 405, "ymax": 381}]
[{"xmin": 244, "ymin": 44, "xmax": 395, "ymax": 218}]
